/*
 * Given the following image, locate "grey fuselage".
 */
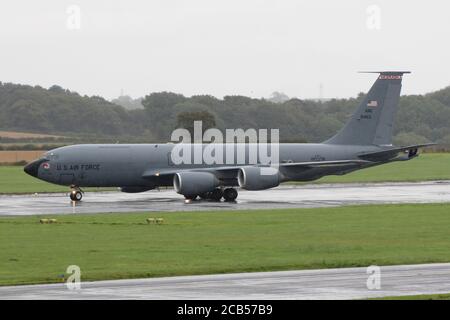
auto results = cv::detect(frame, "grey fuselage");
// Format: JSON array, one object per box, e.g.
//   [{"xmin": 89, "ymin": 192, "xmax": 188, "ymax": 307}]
[
  {"xmin": 25, "ymin": 143, "xmax": 384, "ymax": 190},
  {"xmin": 24, "ymin": 72, "xmax": 417, "ymax": 192}
]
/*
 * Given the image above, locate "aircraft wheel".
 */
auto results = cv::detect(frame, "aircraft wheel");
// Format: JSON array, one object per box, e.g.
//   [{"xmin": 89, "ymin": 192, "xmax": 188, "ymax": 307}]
[
  {"xmin": 210, "ymin": 188, "xmax": 223, "ymax": 202},
  {"xmin": 199, "ymin": 192, "xmax": 211, "ymax": 200},
  {"xmin": 184, "ymin": 195, "xmax": 198, "ymax": 201},
  {"xmin": 70, "ymin": 190, "xmax": 82, "ymax": 202},
  {"xmin": 223, "ymin": 188, "xmax": 238, "ymax": 202}
]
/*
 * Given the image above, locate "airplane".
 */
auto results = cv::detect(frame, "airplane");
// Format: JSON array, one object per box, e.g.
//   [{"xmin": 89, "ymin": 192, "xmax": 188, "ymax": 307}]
[{"xmin": 24, "ymin": 71, "xmax": 435, "ymax": 202}]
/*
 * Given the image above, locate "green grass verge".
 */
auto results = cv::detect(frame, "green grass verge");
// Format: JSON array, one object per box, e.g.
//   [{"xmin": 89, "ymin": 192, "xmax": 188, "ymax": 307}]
[
  {"xmin": 370, "ymin": 293, "xmax": 450, "ymax": 300},
  {"xmin": 0, "ymin": 166, "xmax": 113, "ymax": 194},
  {"xmin": 1, "ymin": 203, "xmax": 450, "ymax": 286},
  {"xmin": 1, "ymin": 153, "xmax": 449, "ymax": 194}
]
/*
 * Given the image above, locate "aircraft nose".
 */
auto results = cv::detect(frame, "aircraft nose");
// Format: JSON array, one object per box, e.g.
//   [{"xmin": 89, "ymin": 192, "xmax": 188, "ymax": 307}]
[{"xmin": 24, "ymin": 159, "xmax": 45, "ymax": 177}]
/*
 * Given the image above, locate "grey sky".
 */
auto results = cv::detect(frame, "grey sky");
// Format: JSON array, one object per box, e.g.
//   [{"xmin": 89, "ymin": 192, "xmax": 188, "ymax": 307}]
[{"xmin": 0, "ymin": 0, "xmax": 449, "ymax": 100}]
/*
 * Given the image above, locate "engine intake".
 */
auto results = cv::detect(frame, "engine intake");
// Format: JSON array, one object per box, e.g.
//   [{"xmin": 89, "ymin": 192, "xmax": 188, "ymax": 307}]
[
  {"xmin": 238, "ymin": 167, "xmax": 280, "ymax": 190},
  {"xmin": 173, "ymin": 172, "xmax": 219, "ymax": 196}
]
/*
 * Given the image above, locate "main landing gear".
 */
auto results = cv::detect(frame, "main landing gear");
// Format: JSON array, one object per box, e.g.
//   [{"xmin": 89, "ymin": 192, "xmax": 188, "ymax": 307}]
[
  {"xmin": 223, "ymin": 188, "xmax": 238, "ymax": 202},
  {"xmin": 69, "ymin": 186, "xmax": 83, "ymax": 202},
  {"xmin": 186, "ymin": 188, "xmax": 238, "ymax": 202}
]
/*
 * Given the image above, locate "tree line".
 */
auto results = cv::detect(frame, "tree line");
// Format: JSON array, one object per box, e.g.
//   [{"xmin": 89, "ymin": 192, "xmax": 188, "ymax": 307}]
[{"xmin": 1, "ymin": 81, "xmax": 450, "ymax": 146}]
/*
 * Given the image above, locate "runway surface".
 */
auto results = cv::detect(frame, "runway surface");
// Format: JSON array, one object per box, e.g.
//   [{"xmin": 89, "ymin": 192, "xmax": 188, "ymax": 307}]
[
  {"xmin": 0, "ymin": 181, "xmax": 450, "ymax": 216},
  {"xmin": 1, "ymin": 263, "xmax": 449, "ymax": 299},
  {"xmin": 0, "ymin": 181, "xmax": 449, "ymax": 216}
]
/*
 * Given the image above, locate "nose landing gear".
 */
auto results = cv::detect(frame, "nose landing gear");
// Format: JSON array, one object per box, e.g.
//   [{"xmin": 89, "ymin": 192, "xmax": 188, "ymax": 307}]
[{"xmin": 69, "ymin": 186, "xmax": 83, "ymax": 202}]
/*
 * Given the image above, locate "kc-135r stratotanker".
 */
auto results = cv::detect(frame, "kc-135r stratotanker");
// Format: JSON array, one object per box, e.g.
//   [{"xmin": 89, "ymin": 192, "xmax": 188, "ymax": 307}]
[{"xmin": 24, "ymin": 72, "xmax": 434, "ymax": 202}]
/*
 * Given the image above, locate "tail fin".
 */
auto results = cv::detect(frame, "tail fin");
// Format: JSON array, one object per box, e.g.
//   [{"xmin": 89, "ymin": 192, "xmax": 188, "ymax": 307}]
[{"xmin": 325, "ymin": 71, "xmax": 409, "ymax": 146}]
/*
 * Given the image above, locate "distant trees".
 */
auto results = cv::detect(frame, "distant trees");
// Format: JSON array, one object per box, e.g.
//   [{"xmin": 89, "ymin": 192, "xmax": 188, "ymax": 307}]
[
  {"xmin": 111, "ymin": 95, "xmax": 144, "ymax": 110},
  {"xmin": 176, "ymin": 111, "xmax": 216, "ymax": 137},
  {"xmin": 268, "ymin": 91, "xmax": 290, "ymax": 103},
  {"xmin": 0, "ymin": 82, "xmax": 139, "ymax": 137},
  {"xmin": 1, "ymin": 82, "xmax": 450, "ymax": 146}
]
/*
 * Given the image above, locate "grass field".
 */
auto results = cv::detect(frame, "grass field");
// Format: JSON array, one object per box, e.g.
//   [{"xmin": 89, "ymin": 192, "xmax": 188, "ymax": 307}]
[
  {"xmin": 1, "ymin": 153, "xmax": 450, "ymax": 194},
  {"xmin": 370, "ymin": 293, "xmax": 450, "ymax": 300},
  {"xmin": 0, "ymin": 166, "xmax": 112, "ymax": 194},
  {"xmin": 1, "ymin": 203, "xmax": 450, "ymax": 286}
]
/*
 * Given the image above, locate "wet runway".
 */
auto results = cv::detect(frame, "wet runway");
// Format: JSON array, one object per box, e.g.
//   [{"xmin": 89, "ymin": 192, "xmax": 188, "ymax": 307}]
[
  {"xmin": 1, "ymin": 263, "xmax": 449, "ymax": 299},
  {"xmin": 1, "ymin": 181, "xmax": 450, "ymax": 216}
]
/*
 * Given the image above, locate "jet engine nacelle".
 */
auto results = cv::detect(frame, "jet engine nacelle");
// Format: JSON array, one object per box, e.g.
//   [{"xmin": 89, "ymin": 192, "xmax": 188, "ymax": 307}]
[
  {"xmin": 238, "ymin": 167, "xmax": 280, "ymax": 190},
  {"xmin": 173, "ymin": 172, "xmax": 220, "ymax": 196}
]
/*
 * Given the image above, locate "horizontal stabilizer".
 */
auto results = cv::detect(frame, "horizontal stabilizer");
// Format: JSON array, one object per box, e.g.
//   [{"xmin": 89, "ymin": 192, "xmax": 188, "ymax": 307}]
[{"xmin": 358, "ymin": 143, "xmax": 436, "ymax": 161}]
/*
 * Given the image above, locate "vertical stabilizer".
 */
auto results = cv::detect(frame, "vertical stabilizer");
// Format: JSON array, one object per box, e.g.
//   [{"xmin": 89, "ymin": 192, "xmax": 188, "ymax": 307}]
[{"xmin": 325, "ymin": 71, "xmax": 409, "ymax": 146}]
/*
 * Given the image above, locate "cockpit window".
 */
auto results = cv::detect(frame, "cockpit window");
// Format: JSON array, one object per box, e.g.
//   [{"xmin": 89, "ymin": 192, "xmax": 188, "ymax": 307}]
[{"xmin": 43, "ymin": 152, "xmax": 58, "ymax": 160}]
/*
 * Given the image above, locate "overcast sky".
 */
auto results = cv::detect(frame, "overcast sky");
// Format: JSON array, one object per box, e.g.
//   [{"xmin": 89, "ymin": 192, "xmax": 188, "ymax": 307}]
[{"xmin": 0, "ymin": 0, "xmax": 449, "ymax": 100}]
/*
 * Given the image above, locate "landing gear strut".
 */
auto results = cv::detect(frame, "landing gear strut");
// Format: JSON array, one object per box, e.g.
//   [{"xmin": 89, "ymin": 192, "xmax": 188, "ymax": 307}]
[
  {"xmin": 209, "ymin": 188, "xmax": 224, "ymax": 201},
  {"xmin": 69, "ymin": 186, "xmax": 83, "ymax": 202}
]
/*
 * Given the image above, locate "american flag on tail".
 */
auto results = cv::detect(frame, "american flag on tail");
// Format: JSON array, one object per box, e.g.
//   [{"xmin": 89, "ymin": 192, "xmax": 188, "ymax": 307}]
[{"xmin": 367, "ymin": 100, "xmax": 378, "ymax": 107}]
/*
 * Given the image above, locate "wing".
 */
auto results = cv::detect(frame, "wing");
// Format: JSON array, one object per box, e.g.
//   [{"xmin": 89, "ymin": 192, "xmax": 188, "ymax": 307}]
[{"xmin": 141, "ymin": 159, "xmax": 371, "ymax": 179}]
